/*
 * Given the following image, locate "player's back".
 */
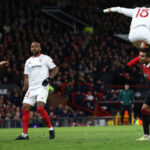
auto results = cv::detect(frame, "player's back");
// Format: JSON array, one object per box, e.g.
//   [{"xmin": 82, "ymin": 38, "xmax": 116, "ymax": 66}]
[{"xmin": 130, "ymin": 7, "xmax": 150, "ymax": 30}]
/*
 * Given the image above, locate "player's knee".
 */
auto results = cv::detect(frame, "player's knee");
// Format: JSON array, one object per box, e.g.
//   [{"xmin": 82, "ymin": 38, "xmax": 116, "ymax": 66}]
[
  {"xmin": 22, "ymin": 103, "xmax": 31, "ymax": 111},
  {"xmin": 141, "ymin": 107, "xmax": 145, "ymax": 114},
  {"xmin": 37, "ymin": 101, "xmax": 45, "ymax": 107},
  {"xmin": 141, "ymin": 104, "xmax": 150, "ymax": 114},
  {"xmin": 37, "ymin": 107, "xmax": 44, "ymax": 113},
  {"xmin": 133, "ymin": 41, "xmax": 145, "ymax": 49}
]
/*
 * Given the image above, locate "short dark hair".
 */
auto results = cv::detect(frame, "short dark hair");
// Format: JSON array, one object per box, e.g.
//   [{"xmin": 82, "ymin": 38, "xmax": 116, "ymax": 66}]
[{"xmin": 140, "ymin": 48, "xmax": 150, "ymax": 57}]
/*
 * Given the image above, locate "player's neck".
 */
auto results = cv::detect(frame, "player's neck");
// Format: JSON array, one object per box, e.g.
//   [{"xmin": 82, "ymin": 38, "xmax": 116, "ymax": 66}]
[{"xmin": 33, "ymin": 53, "xmax": 41, "ymax": 57}]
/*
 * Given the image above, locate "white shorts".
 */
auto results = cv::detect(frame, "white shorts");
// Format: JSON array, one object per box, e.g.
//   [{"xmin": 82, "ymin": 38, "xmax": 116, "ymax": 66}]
[
  {"xmin": 23, "ymin": 86, "xmax": 49, "ymax": 106},
  {"xmin": 129, "ymin": 26, "xmax": 150, "ymax": 45}
]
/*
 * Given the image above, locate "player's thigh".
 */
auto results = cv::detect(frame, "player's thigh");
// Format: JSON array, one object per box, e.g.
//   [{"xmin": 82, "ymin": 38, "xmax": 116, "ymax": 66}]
[
  {"xmin": 142, "ymin": 104, "xmax": 150, "ymax": 111},
  {"xmin": 22, "ymin": 103, "xmax": 32, "ymax": 110},
  {"xmin": 37, "ymin": 86, "xmax": 49, "ymax": 104},
  {"xmin": 37, "ymin": 101, "xmax": 45, "ymax": 107},
  {"xmin": 132, "ymin": 41, "xmax": 144, "ymax": 48},
  {"xmin": 23, "ymin": 93, "xmax": 36, "ymax": 107}
]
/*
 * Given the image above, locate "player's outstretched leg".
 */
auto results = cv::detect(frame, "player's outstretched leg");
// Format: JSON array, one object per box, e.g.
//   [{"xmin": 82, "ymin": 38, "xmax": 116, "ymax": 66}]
[{"xmin": 37, "ymin": 106, "xmax": 55, "ymax": 139}]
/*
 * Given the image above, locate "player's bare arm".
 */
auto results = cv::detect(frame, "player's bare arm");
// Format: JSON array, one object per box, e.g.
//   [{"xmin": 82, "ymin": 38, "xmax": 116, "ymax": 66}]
[
  {"xmin": 49, "ymin": 66, "xmax": 59, "ymax": 79},
  {"xmin": 23, "ymin": 74, "xmax": 29, "ymax": 91},
  {"xmin": 0, "ymin": 61, "xmax": 9, "ymax": 67},
  {"xmin": 42, "ymin": 66, "xmax": 59, "ymax": 86},
  {"xmin": 103, "ymin": 7, "xmax": 112, "ymax": 13}
]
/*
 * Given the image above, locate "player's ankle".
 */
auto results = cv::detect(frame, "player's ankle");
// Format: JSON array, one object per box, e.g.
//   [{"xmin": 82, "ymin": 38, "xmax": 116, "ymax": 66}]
[
  {"xmin": 49, "ymin": 127, "xmax": 53, "ymax": 131},
  {"xmin": 22, "ymin": 133, "xmax": 28, "ymax": 137}
]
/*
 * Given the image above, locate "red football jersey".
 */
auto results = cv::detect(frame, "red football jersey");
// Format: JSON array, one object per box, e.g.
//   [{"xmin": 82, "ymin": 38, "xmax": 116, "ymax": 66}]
[{"xmin": 127, "ymin": 56, "xmax": 150, "ymax": 80}]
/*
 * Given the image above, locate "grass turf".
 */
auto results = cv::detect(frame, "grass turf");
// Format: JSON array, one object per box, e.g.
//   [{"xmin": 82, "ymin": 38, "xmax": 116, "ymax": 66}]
[{"xmin": 0, "ymin": 125, "xmax": 149, "ymax": 150}]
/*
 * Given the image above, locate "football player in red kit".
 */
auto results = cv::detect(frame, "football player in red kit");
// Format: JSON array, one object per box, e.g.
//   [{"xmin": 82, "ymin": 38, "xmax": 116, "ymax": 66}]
[{"xmin": 127, "ymin": 49, "xmax": 150, "ymax": 141}]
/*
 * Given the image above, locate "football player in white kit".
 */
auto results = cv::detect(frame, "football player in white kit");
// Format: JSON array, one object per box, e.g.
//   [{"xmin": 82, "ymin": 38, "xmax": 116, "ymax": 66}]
[
  {"xmin": 103, "ymin": 7, "xmax": 150, "ymax": 49},
  {"xmin": 16, "ymin": 42, "xmax": 59, "ymax": 140}
]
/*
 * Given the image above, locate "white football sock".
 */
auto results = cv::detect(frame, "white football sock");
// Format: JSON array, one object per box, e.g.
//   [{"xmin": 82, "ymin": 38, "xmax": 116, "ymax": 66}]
[
  {"xmin": 22, "ymin": 133, "xmax": 28, "ymax": 137},
  {"xmin": 49, "ymin": 127, "xmax": 53, "ymax": 131}
]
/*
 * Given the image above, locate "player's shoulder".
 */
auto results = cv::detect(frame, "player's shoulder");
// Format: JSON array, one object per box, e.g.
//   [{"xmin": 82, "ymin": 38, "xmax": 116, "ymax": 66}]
[
  {"xmin": 41, "ymin": 54, "xmax": 53, "ymax": 60},
  {"xmin": 25, "ymin": 57, "xmax": 32, "ymax": 64}
]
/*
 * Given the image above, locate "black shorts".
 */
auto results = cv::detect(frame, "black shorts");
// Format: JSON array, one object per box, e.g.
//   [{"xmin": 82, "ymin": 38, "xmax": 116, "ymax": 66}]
[{"xmin": 144, "ymin": 89, "xmax": 150, "ymax": 106}]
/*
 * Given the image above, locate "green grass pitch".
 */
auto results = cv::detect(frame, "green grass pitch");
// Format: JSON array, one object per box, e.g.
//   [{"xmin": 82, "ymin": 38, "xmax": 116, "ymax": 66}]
[{"xmin": 0, "ymin": 125, "xmax": 149, "ymax": 150}]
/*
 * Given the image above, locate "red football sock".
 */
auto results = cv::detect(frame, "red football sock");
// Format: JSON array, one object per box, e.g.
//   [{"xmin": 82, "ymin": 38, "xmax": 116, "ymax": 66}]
[
  {"xmin": 37, "ymin": 107, "xmax": 52, "ymax": 128},
  {"xmin": 22, "ymin": 109, "xmax": 30, "ymax": 134}
]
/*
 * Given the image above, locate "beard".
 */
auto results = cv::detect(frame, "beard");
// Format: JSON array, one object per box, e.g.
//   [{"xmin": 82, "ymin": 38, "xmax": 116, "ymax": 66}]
[{"xmin": 32, "ymin": 50, "xmax": 40, "ymax": 56}]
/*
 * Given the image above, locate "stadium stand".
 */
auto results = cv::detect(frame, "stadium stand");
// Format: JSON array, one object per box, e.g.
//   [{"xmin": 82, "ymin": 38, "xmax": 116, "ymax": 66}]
[{"xmin": 0, "ymin": 0, "xmax": 149, "ymax": 127}]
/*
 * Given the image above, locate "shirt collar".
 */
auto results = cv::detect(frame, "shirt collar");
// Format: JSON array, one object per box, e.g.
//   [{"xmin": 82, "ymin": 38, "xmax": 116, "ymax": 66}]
[{"xmin": 32, "ymin": 53, "xmax": 42, "ymax": 58}]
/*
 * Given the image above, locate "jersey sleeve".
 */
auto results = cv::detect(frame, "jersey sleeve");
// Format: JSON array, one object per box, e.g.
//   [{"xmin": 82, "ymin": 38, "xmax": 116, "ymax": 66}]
[
  {"xmin": 111, "ymin": 7, "xmax": 134, "ymax": 17},
  {"xmin": 127, "ymin": 56, "xmax": 140, "ymax": 67},
  {"xmin": 24, "ymin": 61, "xmax": 30, "ymax": 75},
  {"xmin": 46, "ymin": 56, "xmax": 56, "ymax": 69},
  {"xmin": 118, "ymin": 7, "xmax": 134, "ymax": 17}
]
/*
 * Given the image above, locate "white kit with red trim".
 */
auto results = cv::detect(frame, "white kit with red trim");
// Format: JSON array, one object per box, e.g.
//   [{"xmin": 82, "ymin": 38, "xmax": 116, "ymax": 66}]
[
  {"xmin": 24, "ymin": 53, "xmax": 56, "ymax": 90},
  {"xmin": 107, "ymin": 7, "xmax": 150, "ymax": 44}
]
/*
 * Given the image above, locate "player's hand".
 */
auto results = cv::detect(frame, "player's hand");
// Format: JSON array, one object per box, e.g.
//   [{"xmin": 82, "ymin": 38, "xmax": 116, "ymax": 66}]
[
  {"xmin": 0, "ymin": 61, "xmax": 9, "ymax": 67},
  {"xmin": 42, "ymin": 77, "xmax": 51, "ymax": 86},
  {"xmin": 103, "ymin": 8, "xmax": 111, "ymax": 13},
  {"xmin": 131, "ymin": 104, "xmax": 134, "ymax": 108}
]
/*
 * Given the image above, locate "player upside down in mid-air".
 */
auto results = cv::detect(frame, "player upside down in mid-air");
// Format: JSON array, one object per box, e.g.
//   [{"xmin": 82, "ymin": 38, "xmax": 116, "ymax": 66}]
[
  {"xmin": 15, "ymin": 42, "xmax": 59, "ymax": 140},
  {"xmin": 127, "ymin": 49, "xmax": 150, "ymax": 141},
  {"xmin": 104, "ymin": 6, "xmax": 150, "ymax": 49}
]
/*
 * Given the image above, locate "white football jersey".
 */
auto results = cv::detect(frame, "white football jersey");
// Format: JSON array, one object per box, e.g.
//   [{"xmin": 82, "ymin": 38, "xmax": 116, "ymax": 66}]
[
  {"xmin": 130, "ymin": 7, "xmax": 150, "ymax": 30},
  {"xmin": 24, "ymin": 54, "xmax": 56, "ymax": 89},
  {"xmin": 116, "ymin": 7, "xmax": 150, "ymax": 30}
]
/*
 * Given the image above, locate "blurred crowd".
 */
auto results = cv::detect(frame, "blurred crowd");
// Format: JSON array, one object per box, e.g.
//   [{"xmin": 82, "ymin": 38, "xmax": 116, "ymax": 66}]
[
  {"xmin": 0, "ymin": 0, "xmax": 148, "ymax": 121},
  {"xmin": 0, "ymin": 93, "xmax": 87, "ymax": 127}
]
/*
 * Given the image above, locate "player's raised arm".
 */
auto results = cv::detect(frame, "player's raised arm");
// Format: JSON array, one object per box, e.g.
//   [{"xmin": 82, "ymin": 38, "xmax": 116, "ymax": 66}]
[
  {"xmin": 127, "ymin": 56, "xmax": 140, "ymax": 67},
  {"xmin": 103, "ymin": 7, "xmax": 134, "ymax": 17}
]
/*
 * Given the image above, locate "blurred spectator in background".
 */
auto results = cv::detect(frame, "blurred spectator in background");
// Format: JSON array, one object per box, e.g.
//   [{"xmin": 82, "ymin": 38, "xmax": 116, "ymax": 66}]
[
  {"xmin": 55, "ymin": 104, "xmax": 64, "ymax": 118},
  {"xmin": 119, "ymin": 84, "xmax": 134, "ymax": 124},
  {"xmin": 74, "ymin": 91, "xmax": 84, "ymax": 106},
  {"xmin": 0, "ymin": 0, "xmax": 148, "ymax": 124}
]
